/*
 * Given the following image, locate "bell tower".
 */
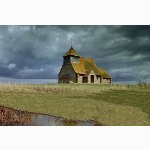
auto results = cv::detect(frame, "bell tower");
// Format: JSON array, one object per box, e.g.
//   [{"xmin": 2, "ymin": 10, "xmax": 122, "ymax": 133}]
[{"xmin": 63, "ymin": 46, "xmax": 80, "ymax": 65}]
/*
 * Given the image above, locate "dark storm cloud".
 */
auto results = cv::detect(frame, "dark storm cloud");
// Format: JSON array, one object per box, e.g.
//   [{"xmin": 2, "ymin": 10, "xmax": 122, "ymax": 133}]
[
  {"xmin": 0, "ymin": 25, "xmax": 150, "ymax": 82},
  {"xmin": 116, "ymin": 25, "xmax": 150, "ymax": 39}
]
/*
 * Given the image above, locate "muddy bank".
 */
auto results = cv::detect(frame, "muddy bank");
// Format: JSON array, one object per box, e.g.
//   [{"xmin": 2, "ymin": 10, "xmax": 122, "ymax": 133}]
[{"xmin": 0, "ymin": 106, "xmax": 101, "ymax": 126}]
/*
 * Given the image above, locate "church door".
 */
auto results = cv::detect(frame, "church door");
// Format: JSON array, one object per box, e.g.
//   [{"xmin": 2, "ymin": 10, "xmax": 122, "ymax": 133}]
[{"xmin": 91, "ymin": 75, "xmax": 94, "ymax": 83}]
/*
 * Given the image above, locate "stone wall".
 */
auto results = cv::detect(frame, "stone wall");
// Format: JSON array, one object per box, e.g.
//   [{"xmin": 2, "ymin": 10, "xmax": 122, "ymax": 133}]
[
  {"xmin": 58, "ymin": 65, "xmax": 76, "ymax": 83},
  {"xmin": 77, "ymin": 73, "xmax": 111, "ymax": 84},
  {"xmin": 77, "ymin": 75, "xmax": 83, "ymax": 83},
  {"xmin": 101, "ymin": 77, "xmax": 112, "ymax": 83},
  {"xmin": 58, "ymin": 66, "xmax": 112, "ymax": 84},
  {"xmin": 77, "ymin": 70, "xmax": 101, "ymax": 83},
  {"xmin": 88, "ymin": 70, "xmax": 99, "ymax": 83}
]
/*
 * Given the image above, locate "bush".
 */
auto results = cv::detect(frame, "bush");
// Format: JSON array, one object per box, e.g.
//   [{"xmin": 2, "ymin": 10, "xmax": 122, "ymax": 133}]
[{"xmin": 137, "ymin": 81, "xmax": 150, "ymax": 88}]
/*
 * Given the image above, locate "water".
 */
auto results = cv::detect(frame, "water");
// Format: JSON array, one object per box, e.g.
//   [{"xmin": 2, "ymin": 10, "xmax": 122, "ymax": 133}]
[
  {"xmin": 31, "ymin": 115, "xmax": 95, "ymax": 126},
  {"xmin": 0, "ymin": 106, "xmax": 98, "ymax": 126},
  {"xmin": 0, "ymin": 78, "xmax": 57, "ymax": 84}
]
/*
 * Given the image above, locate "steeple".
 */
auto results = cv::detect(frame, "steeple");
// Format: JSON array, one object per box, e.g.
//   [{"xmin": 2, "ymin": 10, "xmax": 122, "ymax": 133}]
[
  {"xmin": 63, "ymin": 40, "xmax": 80, "ymax": 57},
  {"xmin": 63, "ymin": 41, "xmax": 80, "ymax": 65},
  {"xmin": 71, "ymin": 38, "xmax": 73, "ymax": 49}
]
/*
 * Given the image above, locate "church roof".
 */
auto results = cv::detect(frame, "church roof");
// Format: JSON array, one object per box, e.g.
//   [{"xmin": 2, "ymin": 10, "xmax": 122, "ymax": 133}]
[
  {"xmin": 71, "ymin": 57, "xmax": 111, "ymax": 78},
  {"xmin": 64, "ymin": 47, "xmax": 80, "ymax": 57}
]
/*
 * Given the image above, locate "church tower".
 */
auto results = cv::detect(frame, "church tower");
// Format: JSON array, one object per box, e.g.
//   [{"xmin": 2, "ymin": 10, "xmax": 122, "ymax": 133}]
[{"xmin": 63, "ymin": 46, "xmax": 80, "ymax": 65}]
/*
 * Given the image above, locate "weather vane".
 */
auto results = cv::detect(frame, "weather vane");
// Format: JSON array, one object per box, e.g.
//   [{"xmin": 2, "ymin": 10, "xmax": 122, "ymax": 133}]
[{"xmin": 71, "ymin": 38, "xmax": 73, "ymax": 48}]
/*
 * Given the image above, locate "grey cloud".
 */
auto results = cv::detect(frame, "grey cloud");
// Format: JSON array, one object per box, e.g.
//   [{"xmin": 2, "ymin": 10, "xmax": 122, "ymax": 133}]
[
  {"xmin": 7, "ymin": 63, "xmax": 17, "ymax": 70},
  {"xmin": 0, "ymin": 25, "xmax": 150, "ymax": 82}
]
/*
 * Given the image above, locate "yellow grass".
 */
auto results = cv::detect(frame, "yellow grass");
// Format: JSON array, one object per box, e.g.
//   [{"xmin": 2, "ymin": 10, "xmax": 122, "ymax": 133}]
[{"xmin": 0, "ymin": 83, "xmax": 150, "ymax": 125}]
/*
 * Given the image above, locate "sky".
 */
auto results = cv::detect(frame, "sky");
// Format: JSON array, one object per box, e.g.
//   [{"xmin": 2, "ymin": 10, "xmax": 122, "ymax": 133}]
[{"xmin": 0, "ymin": 25, "xmax": 150, "ymax": 82}]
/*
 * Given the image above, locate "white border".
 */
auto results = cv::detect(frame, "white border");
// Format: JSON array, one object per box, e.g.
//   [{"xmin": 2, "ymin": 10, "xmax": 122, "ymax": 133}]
[
  {"xmin": 0, "ymin": 127, "xmax": 150, "ymax": 150},
  {"xmin": 0, "ymin": 0, "xmax": 150, "ymax": 25},
  {"xmin": 0, "ymin": 0, "xmax": 150, "ymax": 150}
]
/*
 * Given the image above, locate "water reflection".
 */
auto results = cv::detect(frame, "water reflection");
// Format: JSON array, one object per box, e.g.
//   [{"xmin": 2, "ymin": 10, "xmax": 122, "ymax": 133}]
[{"xmin": 0, "ymin": 106, "xmax": 99, "ymax": 126}]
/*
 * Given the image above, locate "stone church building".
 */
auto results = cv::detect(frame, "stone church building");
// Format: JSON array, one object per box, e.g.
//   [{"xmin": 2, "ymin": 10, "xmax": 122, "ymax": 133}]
[{"xmin": 58, "ymin": 47, "xmax": 112, "ymax": 84}]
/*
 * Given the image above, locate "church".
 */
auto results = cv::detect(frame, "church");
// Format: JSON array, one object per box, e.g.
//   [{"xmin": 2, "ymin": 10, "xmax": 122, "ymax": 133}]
[{"xmin": 58, "ymin": 46, "xmax": 112, "ymax": 84}]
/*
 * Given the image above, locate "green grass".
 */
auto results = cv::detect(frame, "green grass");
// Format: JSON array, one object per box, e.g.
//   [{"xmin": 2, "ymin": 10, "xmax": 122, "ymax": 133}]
[{"xmin": 0, "ymin": 83, "xmax": 150, "ymax": 125}]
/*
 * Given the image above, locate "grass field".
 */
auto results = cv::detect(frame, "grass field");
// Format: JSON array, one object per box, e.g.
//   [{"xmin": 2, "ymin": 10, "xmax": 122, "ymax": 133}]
[{"xmin": 0, "ymin": 82, "xmax": 150, "ymax": 125}]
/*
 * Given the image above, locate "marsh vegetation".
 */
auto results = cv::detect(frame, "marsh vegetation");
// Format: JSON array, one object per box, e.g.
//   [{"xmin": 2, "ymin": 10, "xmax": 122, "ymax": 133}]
[
  {"xmin": 0, "ymin": 106, "xmax": 96, "ymax": 126},
  {"xmin": 0, "ymin": 83, "xmax": 150, "ymax": 125}
]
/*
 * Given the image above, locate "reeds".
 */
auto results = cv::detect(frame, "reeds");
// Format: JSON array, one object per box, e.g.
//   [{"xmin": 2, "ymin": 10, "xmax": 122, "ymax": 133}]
[
  {"xmin": 0, "ymin": 82, "xmax": 150, "ymax": 126},
  {"xmin": 0, "ymin": 82, "xmax": 149, "ymax": 95},
  {"xmin": 0, "ymin": 106, "xmax": 32, "ymax": 125},
  {"xmin": 136, "ymin": 81, "xmax": 150, "ymax": 88}
]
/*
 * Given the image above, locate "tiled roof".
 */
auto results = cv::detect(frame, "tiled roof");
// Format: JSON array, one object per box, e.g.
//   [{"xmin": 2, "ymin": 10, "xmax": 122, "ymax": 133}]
[
  {"xmin": 71, "ymin": 57, "xmax": 111, "ymax": 78},
  {"xmin": 64, "ymin": 47, "xmax": 80, "ymax": 57}
]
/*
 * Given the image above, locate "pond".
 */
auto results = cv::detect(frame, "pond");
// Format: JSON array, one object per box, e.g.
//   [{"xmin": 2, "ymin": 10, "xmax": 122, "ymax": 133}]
[{"xmin": 0, "ymin": 106, "xmax": 100, "ymax": 126}]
